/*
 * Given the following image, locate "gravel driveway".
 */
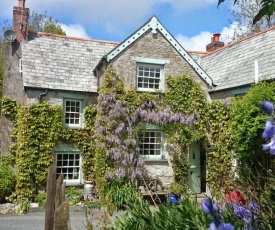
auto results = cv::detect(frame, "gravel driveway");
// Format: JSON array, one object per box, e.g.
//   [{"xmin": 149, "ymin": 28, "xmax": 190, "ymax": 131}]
[
  {"xmin": 0, "ymin": 212, "xmax": 88, "ymax": 230},
  {"xmin": 0, "ymin": 209, "xmax": 126, "ymax": 230}
]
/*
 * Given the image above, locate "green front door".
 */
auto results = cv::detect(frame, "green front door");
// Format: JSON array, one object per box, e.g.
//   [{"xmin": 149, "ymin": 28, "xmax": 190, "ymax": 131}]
[{"xmin": 188, "ymin": 142, "xmax": 201, "ymax": 194}]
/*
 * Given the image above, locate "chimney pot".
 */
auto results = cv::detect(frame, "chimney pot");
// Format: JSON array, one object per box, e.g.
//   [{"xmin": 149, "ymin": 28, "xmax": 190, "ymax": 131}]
[
  {"xmin": 18, "ymin": 0, "xmax": 25, "ymax": 8},
  {"xmin": 206, "ymin": 32, "xmax": 224, "ymax": 52},
  {"xmin": 213, "ymin": 32, "xmax": 221, "ymax": 42}
]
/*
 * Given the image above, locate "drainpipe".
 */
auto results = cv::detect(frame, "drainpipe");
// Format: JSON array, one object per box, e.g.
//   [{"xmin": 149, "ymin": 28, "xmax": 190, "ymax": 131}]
[{"xmin": 39, "ymin": 89, "xmax": 48, "ymax": 103}]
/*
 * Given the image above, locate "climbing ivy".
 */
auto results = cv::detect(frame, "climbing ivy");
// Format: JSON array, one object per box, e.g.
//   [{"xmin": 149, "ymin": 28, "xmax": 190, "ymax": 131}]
[
  {"xmin": 94, "ymin": 71, "xmax": 208, "ymax": 202},
  {"xmin": 204, "ymin": 100, "xmax": 235, "ymax": 196},
  {"xmin": 2, "ymin": 98, "xmax": 97, "ymax": 200},
  {"xmin": 230, "ymin": 82, "xmax": 275, "ymax": 191},
  {"xmin": 1, "ymin": 71, "xmax": 240, "ymax": 205}
]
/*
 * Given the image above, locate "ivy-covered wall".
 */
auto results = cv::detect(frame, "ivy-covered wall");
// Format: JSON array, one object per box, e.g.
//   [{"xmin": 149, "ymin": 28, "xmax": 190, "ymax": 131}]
[
  {"xmin": 1, "ymin": 70, "xmax": 237, "ymax": 203},
  {"xmin": 1, "ymin": 97, "xmax": 97, "ymax": 199}
]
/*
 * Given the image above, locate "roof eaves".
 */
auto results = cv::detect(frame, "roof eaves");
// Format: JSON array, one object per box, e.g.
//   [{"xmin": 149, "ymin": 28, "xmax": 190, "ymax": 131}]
[{"xmin": 29, "ymin": 31, "xmax": 119, "ymax": 45}]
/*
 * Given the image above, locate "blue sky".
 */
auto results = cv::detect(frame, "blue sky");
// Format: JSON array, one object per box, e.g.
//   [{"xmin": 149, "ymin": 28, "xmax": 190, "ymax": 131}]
[{"xmin": 0, "ymin": 0, "xmax": 237, "ymax": 51}]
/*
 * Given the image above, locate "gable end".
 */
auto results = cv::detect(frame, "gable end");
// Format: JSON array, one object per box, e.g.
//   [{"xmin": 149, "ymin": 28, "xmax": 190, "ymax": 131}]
[{"xmin": 106, "ymin": 16, "xmax": 213, "ymax": 87}]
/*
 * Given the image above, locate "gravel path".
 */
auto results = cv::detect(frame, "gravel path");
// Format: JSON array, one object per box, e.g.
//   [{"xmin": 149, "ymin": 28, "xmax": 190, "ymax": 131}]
[{"xmin": 0, "ymin": 209, "xmax": 126, "ymax": 230}]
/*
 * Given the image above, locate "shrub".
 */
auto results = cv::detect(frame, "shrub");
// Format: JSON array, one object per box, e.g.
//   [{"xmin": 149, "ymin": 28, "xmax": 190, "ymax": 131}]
[
  {"xmin": 106, "ymin": 180, "xmax": 142, "ymax": 212},
  {"xmin": 66, "ymin": 187, "xmax": 82, "ymax": 205},
  {"xmin": 169, "ymin": 182, "xmax": 185, "ymax": 196},
  {"xmin": 35, "ymin": 191, "xmax": 47, "ymax": 207},
  {"xmin": 0, "ymin": 163, "xmax": 15, "ymax": 203}
]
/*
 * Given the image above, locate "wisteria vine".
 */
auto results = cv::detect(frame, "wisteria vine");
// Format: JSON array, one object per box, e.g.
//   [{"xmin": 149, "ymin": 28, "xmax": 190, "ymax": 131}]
[{"xmin": 94, "ymin": 72, "xmax": 196, "ymax": 188}]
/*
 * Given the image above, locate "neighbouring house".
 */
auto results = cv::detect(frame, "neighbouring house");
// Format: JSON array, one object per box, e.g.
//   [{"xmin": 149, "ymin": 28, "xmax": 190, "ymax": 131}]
[{"xmin": 2, "ymin": 0, "xmax": 275, "ymax": 195}]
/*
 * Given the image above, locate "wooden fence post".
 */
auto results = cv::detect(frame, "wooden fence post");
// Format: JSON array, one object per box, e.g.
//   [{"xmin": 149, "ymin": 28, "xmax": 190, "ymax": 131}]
[{"xmin": 45, "ymin": 166, "xmax": 57, "ymax": 230}]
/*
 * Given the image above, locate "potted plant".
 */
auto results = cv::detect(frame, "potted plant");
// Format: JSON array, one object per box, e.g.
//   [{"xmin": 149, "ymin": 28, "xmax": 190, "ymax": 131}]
[{"xmin": 169, "ymin": 182, "xmax": 185, "ymax": 204}]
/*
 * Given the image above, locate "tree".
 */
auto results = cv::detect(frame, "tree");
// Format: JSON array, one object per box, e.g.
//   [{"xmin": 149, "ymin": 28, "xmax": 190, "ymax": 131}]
[
  {"xmin": 228, "ymin": 0, "xmax": 275, "ymax": 41},
  {"xmin": 28, "ymin": 11, "xmax": 66, "ymax": 35},
  {"xmin": 218, "ymin": 0, "xmax": 275, "ymax": 25}
]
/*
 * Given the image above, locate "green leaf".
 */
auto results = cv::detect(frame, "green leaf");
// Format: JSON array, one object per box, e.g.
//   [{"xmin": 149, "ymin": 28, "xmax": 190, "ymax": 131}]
[{"xmin": 253, "ymin": 1, "xmax": 275, "ymax": 24}]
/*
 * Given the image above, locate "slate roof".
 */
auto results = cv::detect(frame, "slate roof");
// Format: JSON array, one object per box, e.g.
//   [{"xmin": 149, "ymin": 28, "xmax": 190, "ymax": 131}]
[
  {"xmin": 200, "ymin": 26, "xmax": 275, "ymax": 91},
  {"xmin": 22, "ymin": 32, "xmax": 118, "ymax": 92}
]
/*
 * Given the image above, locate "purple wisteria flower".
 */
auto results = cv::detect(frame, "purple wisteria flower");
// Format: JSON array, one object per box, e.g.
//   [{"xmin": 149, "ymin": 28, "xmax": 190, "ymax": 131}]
[{"xmin": 261, "ymin": 101, "xmax": 274, "ymax": 115}]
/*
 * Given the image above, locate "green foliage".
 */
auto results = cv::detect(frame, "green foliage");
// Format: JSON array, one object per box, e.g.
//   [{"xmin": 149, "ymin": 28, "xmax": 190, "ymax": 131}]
[
  {"xmin": 2, "ymin": 97, "xmax": 97, "ymax": 199},
  {"xmin": 230, "ymin": 82, "xmax": 275, "ymax": 188},
  {"xmin": 204, "ymin": 100, "xmax": 235, "ymax": 196},
  {"xmin": 28, "ymin": 11, "xmax": 66, "ymax": 35},
  {"xmin": 106, "ymin": 180, "xmax": 142, "ymax": 211},
  {"xmin": 113, "ymin": 195, "xmax": 209, "ymax": 230},
  {"xmin": 15, "ymin": 198, "xmax": 31, "ymax": 215},
  {"xmin": 0, "ymin": 163, "xmax": 15, "ymax": 203},
  {"xmin": 218, "ymin": 0, "xmax": 275, "ymax": 25},
  {"xmin": 35, "ymin": 191, "xmax": 47, "ymax": 207},
  {"xmin": 165, "ymin": 75, "xmax": 207, "ymax": 143},
  {"xmin": 1, "ymin": 97, "xmax": 17, "ymax": 121},
  {"xmin": 14, "ymin": 102, "xmax": 63, "ymax": 199},
  {"xmin": 169, "ymin": 182, "xmax": 185, "ymax": 196},
  {"xmin": 84, "ymin": 200, "xmax": 102, "ymax": 209},
  {"xmin": 164, "ymin": 75, "xmax": 207, "ymax": 189},
  {"xmin": 66, "ymin": 187, "xmax": 82, "ymax": 205}
]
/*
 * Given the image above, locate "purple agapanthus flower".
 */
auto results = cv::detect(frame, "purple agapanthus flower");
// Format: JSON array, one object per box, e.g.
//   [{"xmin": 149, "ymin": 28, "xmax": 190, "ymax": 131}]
[
  {"xmin": 201, "ymin": 198, "xmax": 218, "ymax": 215},
  {"xmin": 262, "ymin": 137, "xmax": 275, "ymax": 155},
  {"xmin": 261, "ymin": 101, "xmax": 275, "ymax": 155},
  {"xmin": 218, "ymin": 223, "xmax": 235, "ymax": 230},
  {"xmin": 210, "ymin": 220, "xmax": 219, "ymax": 230},
  {"xmin": 262, "ymin": 119, "xmax": 275, "ymax": 139},
  {"xmin": 261, "ymin": 101, "xmax": 274, "ymax": 115}
]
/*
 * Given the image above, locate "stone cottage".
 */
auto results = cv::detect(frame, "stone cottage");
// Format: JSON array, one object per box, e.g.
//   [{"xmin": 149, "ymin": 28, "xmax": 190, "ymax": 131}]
[{"xmin": 2, "ymin": 0, "xmax": 275, "ymax": 194}]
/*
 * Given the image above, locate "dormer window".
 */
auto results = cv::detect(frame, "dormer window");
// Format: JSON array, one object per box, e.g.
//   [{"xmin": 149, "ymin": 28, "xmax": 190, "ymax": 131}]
[
  {"xmin": 132, "ymin": 57, "xmax": 170, "ymax": 93},
  {"xmin": 137, "ymin": 64, "xmax": 163, "ymax": 92}
]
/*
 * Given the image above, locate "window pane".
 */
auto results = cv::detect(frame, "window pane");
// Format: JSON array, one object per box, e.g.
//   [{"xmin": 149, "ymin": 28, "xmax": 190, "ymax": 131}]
[
  {"xmin": 64, "ymin": 99, "xmax": 82, "ymax": 126},
  {"xmin": 137, "ymin": 65, "xmax": 162, "ymax": 90},
  {"xmin": 56, "ymin": 152, "xmax": 80, "ymax": 181},
  {"xmin": 139, "ymin": 131, "xmax": 163, "ymax": 157}
]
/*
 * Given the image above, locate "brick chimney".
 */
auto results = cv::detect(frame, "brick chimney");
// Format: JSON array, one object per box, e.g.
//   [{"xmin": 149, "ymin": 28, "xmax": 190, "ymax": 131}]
[
  {"xmin": 13, "ymin": 0, "xmax": 29, "ymax": 43},
  {"xmin": 206, "ymin": 33, "xmax": 224, "ymax": 52}
]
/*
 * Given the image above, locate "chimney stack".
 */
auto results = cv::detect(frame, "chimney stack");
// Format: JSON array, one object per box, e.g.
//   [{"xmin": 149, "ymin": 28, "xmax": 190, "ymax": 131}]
[
  {"xmin": 13, "ymin": 0, "xmax": 29, "ymax": 43},
  {"xmin": 206, "ymin": 32, "xmax": 224, "ymax": 52}
]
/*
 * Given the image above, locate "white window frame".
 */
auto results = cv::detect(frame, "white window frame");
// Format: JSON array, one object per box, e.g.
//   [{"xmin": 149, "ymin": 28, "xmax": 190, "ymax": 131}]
[
  {"xmin": 136, "ymin": 63, "xmax": 164, "ymax": 92},
  {"xmin": 138, "ymin": 125, "xmax": 165, "ymax": 160},
  {"xmin": 63, "ymin": 98, "xmax": 83, "ymax": 129},
  {"xmin": 131, "ymin": 57, "xmax": 169, "ymax": 93},
  {"xmin": 54, "ymin": 145, "xmax": 83, "ymax": 186}
]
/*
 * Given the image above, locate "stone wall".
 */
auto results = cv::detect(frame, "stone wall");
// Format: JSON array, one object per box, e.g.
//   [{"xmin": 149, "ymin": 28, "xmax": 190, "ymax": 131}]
[
  {"xmin": 1, "ymin": 42, "xmax": 27, "ymax": 155},
  {"xmin": 0, "ymin": 203, "xmax": 17, "ymax": 214},
  {"xmin": 144, "ymin": 163, "xmax": 174, "ymax": 187}
]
